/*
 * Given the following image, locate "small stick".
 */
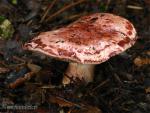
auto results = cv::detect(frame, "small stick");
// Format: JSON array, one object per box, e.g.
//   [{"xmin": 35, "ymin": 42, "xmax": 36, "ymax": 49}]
[
  {"xmin": 40, "ymin": 0, "xmax": 58, "ymax": 23},
  {"xmin": 64, "ymin": 12, "xmax": 87, "ymax": 21},
  {"xmin": 0, "ymin": 67, "xmax": 10, "ymax": 73},
  {"xmin": 92, "ymin": 79, "xmax": 110, "ymax": 92},
  {"xmin": 9, "ymin": 72, "xmax": 34, "ymax": 89},
  {"xmin": 48, "ymin": 95, "xmax": 82, "ymax": 108},
  {"xmin": 8, "ymin": 72, "xmax": 35, "ymax": 89},
  {"xmin": 127, "ymin": 5, "xmax": 143, "ymax": 10},
  {"xmin": 12, "ymin": 56, "xmax": 26, "ymax": 63},
  {"xmin": 8, "ymin": 63, "xmax": 41, "ymax": 89},
  {"xmin": 45, "ymin": 0, "xmax": 86, "ymax": 22},
  {"xmin": 105, "ymin": 0, "xmax": 111, "ymax": 11},
  {"xmin": 113, "ymin": 73, "xmax": 123, "ymax": 86},
  {"xmin": 108, "ymin": 63, "xmax": 123, "ymax": 86}
]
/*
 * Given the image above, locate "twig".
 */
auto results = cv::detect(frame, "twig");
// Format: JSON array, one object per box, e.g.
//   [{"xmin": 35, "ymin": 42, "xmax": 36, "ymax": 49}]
[
  {"xmin": 113, "ymin": 73, "xmax": 123, "ymax": 86},
  {"xmin": 40, "ymin": 0, "xmax": 58, "ymax": 23},
  {"xmin": 48, "ymin": 95, "xmax": 82, "ymax": 108},
  {"xmin": 45, "ymin": 0, "xmax": 86, "ymax": 22},
  {"xmin": 0, "ymin": 67, "xmax": 10, "ymax": 73},
  {"xmin": 105, "ymin": 0, "xmax": 111, "ymax": 11},
  {"xmin": 64, "ymin": 12, "xmax": 87, "ymax": 21},
  {"xmin": 92, "ymin": 79, "xmax": 110, "ymax": 92},
  {"xmin": 8, "ymin": 63, "xmax": 41, "ymax": 89},
  {"xmin": 8, "ymin": 72, "xmax": 35, "ymax": 89},
  {"xmin": 12, "ymin": 56, "xmax": 26, "ymax": 63},
  {"xmin": 127, "ymin": 5, "xmax": 143, "ymax": 10},
  {"xmin": 108, "ymin": 63, "xmax": 123, "ymax": 86}
]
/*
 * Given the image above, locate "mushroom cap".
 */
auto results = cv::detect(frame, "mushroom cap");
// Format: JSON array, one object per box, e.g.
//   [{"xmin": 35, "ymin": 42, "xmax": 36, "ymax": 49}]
[{"xmin": 24, "ymin": 13, "xmax": 137, "ymax": 64}]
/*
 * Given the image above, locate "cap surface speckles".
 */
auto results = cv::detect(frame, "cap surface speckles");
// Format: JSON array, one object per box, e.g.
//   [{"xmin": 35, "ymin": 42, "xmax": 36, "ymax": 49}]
[{"xmin": 24, "ymin": 13, "xmax": 137, "ymax": 64}]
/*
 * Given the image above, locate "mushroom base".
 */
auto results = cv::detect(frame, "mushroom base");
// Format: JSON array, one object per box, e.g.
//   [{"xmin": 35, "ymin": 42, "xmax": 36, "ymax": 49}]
[{"xmin": 62, "ymin": 63, "xmax": 95, "ymax": 85}]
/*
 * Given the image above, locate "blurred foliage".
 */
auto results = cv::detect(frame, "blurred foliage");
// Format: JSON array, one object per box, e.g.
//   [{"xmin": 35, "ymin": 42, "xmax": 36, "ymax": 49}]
[
  {"xmin": 0, "ymin": 16, "xmax": 6, "ymax": 23},
  {"xmin": 99, "ymin": 3, "xmax": 106, "ymax": 12},
  {"xmin": 0, "ymin": 18, "xmax": 14, "ymax": 39},
  {"xmin": 11, "ymin": 0, "xmax": 18, "ymax": 5}
]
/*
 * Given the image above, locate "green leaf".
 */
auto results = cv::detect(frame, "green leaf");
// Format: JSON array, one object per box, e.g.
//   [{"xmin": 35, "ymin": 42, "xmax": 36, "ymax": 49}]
[
  {"xmin": 0, "ymin": 16, "xmax": 6, "ymax": 23},
  {"xmin": 99, "ymin": 4, "xmax": 106, "ymax": 12},
  {"xmin": 11, "ymin": 0, "xmax": 17, "ymax": 5}
]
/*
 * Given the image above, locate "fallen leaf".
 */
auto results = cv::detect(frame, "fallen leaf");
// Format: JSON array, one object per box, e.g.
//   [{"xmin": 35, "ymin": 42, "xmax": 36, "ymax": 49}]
[
  {"xmin": 27, "ymin": 62, "xmax": 41, "ymax": 73},
  {"xmin": 0, "ymin": 67, "xmax": 10, "ymax": 73},
  {"xmin": 134, "ymin": 57, "xmax": 150, "ymax": 67},
  {"xmin": 145, "ymin": 87, "xmax": 150, "ymax": 93}
]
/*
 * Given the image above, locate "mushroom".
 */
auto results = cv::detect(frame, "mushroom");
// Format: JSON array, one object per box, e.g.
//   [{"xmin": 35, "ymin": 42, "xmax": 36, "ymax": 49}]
[{"xmin": 24, "ymin": 13, "xmax": 137, "ymax": 85}]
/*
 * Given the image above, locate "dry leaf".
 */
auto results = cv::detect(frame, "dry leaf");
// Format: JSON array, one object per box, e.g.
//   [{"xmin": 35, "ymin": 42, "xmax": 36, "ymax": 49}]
[
  {"xmin": 145, "ymin": 87, "xmax": 150, "ymax": 93},
  {"xmin": 0, "ymin": 67, "xmax": 10, "ymax": 73},
  {"xmin": 27, "ymin": 62, "xmax": 41, "ymax": 73},
  {"xmin": 146, "ymin": 51, "xmax": 150, "ymax": 55},
  {"xmin": 134, "ymin": 57, "xmax": 150, "ymax": 67}
]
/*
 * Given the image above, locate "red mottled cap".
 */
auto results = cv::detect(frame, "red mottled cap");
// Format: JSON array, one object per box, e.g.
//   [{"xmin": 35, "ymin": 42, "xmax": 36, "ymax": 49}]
[{"xmin": 24, "ymin": 13, "xmax": 137, "ymax": 64}]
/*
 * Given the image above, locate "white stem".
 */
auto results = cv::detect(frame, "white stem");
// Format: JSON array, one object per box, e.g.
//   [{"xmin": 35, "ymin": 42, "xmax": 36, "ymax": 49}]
[{"xmin": 62, "ymin": 62, "xmax": 95, "ymax": 85}]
